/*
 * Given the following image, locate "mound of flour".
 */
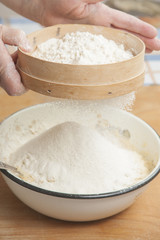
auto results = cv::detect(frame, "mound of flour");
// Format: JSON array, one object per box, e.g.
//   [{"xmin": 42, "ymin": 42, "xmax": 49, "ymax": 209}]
[
  {"xmin": 10, "ymin": 121, "xmax": 149, "ymax": 194},
  {"xmin": 32, "ymin": 31, "xmax": 133, "ymax": 65}
]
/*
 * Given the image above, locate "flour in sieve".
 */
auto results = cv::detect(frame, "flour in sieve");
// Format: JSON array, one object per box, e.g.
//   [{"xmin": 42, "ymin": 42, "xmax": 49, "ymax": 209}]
[{"xmin": 32, "ymin": 31, "xmax": 133, "ymax": 64}]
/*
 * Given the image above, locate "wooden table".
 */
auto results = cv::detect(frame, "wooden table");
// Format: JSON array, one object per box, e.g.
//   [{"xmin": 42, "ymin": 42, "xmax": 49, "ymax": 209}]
[{"xmin": 0, "ymin": 86, "xmax": 160, "ymax": 240}]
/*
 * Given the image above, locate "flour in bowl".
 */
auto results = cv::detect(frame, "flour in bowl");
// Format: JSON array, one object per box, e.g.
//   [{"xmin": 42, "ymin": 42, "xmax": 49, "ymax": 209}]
[
  {"xmin": 32, "ymin": 31, "xmax": 133, "ymax": 65},
  {"xmin": 9, "ymin": 121, "xmax": 150, "ymax": 194}
]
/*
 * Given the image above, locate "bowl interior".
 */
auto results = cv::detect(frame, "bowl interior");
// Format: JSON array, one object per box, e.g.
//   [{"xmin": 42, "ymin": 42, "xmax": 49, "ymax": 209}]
[{"xmin": 0, "ymin": 100, "xmax": 160, "ymax": 197}]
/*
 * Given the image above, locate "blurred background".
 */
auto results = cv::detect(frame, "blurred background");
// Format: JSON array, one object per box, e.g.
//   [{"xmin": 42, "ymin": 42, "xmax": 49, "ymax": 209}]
[
  {"xmin": 0, "ymin": 2, "xmax": 41, "ymax": 34},
  {"xmin": 104, "ymin": 0, "xmax": 160, "ymax": 28}
]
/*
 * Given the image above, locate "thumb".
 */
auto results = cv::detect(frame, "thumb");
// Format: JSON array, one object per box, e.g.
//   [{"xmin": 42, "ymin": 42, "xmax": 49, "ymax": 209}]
[
  {"xmin": 0, "ymin": 39, "xmax": 26, "ymax": 95},
  {"xmin": 1, "ymin": 25, "xmax": 31, "ymax": 52}
]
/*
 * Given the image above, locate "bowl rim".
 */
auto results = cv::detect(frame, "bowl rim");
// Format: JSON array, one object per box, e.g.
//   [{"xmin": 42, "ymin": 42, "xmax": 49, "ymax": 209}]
[
  {"xmin": 0, "ymin": 103, "xmax": 160, "ymax": 199},
  {"xmin": 1, "ymin": 163, "xmax": 160, "ymax": 199}
]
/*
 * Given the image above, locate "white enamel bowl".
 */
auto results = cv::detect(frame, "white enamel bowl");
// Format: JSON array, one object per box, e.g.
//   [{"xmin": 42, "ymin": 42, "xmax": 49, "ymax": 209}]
[{"xmin": 0, "ymin": 101, "xmax": 160, "ymax": 222}]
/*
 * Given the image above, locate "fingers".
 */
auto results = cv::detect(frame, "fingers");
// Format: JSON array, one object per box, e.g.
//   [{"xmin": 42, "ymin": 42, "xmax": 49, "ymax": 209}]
[
  {"xmin": 0, "ymin": 25, "xmax": 31, "ymax": 52},
  {"xmin": 109, "ymin": 7, "xmax": 158, "ymax": 39},
  {"xmin": 0, "ymin": 26, "xmax": 27, "ymax": 96},
  {"xmin": 84, "ymin": 3, "xmax": 160, "ymax": 52},
  {"xmin": 114, "ymin": 27, "xmax": 160, "ymax": 52},
  {"xmin": 81, "ymin": 4, "xmax": 160, "ymax": 53},
  {"xmin": 129, "ymin": 32, "xmax": 160, "ymax": 52},
  {"xmin": 82, "ymin": 3, "xmax": 158, "ymax": 40}
]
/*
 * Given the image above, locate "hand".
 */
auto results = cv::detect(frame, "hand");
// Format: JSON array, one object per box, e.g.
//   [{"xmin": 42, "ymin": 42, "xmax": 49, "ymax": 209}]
[
  {"xmin": 1, "ymin": 0, "xmax": 160, "ymax": 52},
  {"xmin": 35, "ymin": 0, "xmax": 160, "ymax": 53},
  {"xmin": 0, "ymin": 25, "xmax": 30, "ymax": 95}
]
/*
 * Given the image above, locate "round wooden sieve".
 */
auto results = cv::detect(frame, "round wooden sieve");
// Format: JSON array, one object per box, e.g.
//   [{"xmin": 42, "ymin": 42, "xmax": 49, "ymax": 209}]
[{"xmin": 17, "ymin": 24, "xmax": 145, "ymax": 100}]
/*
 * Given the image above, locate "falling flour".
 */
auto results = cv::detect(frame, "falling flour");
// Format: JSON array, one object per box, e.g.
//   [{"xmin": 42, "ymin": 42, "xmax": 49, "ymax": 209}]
[{"xmin": 9, "ymin": 121, "xmax": 150, "ymax": 194}]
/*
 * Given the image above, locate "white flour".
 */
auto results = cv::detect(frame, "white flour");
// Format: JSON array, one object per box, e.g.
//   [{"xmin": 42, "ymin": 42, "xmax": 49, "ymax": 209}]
[
  {"xmin": 10, "ymin": 121, "xmax": 150, "ymax": 194},
  {"xmin": 32, "ymin": 31, "xmax": 133, "ymax": 65}
]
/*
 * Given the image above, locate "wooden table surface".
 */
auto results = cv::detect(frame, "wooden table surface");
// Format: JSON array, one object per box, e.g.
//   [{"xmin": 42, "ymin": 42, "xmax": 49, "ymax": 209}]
[{"xmin": 0, "ymin": 86, "xmax": 160, "ymax": 240}]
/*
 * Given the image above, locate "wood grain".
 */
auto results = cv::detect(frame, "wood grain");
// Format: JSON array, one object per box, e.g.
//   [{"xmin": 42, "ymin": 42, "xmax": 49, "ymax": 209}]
[
  {"xmin": 0, "ymin": 86, "xmax": 160, "ymax": 240},
  {"xmin": 18, "ymin": 68, "xmax": 145, "ymax": 99}
]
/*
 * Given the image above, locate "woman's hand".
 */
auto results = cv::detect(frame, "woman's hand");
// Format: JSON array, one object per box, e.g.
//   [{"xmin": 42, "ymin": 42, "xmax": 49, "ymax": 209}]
[
  {"xmin": 26, "ymin": 0, "xmax": 160, "ymax": 53},
  {"xmin": 1, "ymin": 0, "xmax": 160, "ymax": 52},
  {"xmin": 0, "ymin": 25, "xmax": 30, "ymax": 95}
]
